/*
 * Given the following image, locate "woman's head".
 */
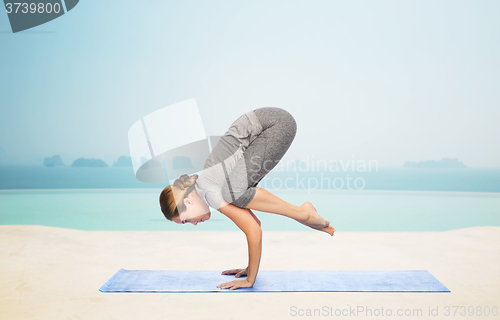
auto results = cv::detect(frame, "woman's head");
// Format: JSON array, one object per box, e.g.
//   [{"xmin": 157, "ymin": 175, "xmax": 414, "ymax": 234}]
[{"xmin": 159, "ymin": 174, "xmax": 211, "ymax": 225}]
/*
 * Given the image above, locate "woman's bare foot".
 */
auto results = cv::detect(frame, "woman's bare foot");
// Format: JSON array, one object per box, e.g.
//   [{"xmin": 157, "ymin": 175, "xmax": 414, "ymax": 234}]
[
  {"xmin": 320, "ymin": 224, "xmax": 336, "ymax": 236},
  {"xmin": 299, "ymin": 202, "xmax": 334, "ymax": 234}
]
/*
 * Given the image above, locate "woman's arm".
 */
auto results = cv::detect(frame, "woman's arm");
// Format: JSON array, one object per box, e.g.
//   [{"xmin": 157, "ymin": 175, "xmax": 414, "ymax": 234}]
[
  {"xmin": 217, "ymin": 199, "xmax": 262, "ymax": 289},
  {"xmin": 220, "ymin": 208, "xmax": 261, "ymax": 278}
]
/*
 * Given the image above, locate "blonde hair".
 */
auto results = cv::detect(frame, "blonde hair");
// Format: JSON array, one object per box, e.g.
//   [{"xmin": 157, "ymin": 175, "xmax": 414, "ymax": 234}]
[{"xmin": 159, "ymin": 174, "xmax": 198, "ymax": 221}]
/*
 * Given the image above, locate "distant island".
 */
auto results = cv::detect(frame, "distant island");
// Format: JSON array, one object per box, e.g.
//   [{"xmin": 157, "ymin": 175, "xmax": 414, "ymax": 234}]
[
  {"xmin": 72, "ymin": 158, "xmax": 108, "ymax": 167},
  {"xmin": 43, "ymin": 155, "xmax": 64, "ymax": 167},
  {"xmin": 113, "ymin": 156, "xmax": 133, "ymax": 167},
  {"xmin": 403, "ymin": 158, "xmax": 467, "ymax": 169}
]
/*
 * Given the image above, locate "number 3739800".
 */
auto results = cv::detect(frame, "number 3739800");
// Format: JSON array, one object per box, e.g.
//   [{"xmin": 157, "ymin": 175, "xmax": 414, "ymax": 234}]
[
  {"xmin": 5, "ymin": 2, "xmax": 62, "ymax": 14},
  {"xmin": 444, "ymin": 306, "xmax": 498, "ymax": 317}
]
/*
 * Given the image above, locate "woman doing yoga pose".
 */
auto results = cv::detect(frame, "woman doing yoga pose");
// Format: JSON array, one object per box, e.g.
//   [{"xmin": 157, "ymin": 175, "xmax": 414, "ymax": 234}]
[{"xmin": 159, "ymin": 107, "xmax": 335, "ymax": 290}]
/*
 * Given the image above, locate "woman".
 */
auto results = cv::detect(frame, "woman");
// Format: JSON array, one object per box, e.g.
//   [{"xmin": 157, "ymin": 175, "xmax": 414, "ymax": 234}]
[{"xmin": 159, "ymin": 107, "xmax": 335, "ymax": 291}]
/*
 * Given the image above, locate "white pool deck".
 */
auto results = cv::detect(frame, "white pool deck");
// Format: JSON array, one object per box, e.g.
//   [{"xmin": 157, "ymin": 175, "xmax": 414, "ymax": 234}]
[{"xmin": 1, "ymin": 225, "xmax": 499, "ymax": 319}]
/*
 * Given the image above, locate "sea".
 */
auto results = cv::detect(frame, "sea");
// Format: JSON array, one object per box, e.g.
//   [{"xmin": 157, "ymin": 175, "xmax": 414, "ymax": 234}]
[{"xmin": 1, "ymin": 165, "xmax": 499, "ymax": 232}]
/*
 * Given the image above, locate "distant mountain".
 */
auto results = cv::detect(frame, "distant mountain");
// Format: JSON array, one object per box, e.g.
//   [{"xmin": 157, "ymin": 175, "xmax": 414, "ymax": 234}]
[
  {"xmin": 72, "ymin": 158, "xmax": 108, "ymax": 167},
  {"xmin": 113, "ymin": 156, "xmax": 133, "ymax": 167},
  {"xmin": 403, "ymin": 158, "xmax": 467, "ymax": 168},
  {"xmin": 43, "ymin": 155, "xmax": 64, "ymax": 167}
]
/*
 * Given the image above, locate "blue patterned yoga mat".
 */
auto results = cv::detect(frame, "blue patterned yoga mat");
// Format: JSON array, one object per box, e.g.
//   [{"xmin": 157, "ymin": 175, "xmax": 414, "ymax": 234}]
[{"xmin": 99, "ymin": 269, "xmax": 450, "ymax": 293}]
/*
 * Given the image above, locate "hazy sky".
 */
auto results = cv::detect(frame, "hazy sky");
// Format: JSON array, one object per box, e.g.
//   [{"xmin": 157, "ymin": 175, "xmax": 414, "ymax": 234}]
[{"xmin": 1, "ymin": 0, "xmax": 499, "ymax": 167}]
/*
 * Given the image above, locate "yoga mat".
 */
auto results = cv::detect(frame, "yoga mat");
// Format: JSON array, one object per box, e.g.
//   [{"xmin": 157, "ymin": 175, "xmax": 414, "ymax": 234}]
[{"xmin": 99, "ymin": 269, "xmax": 450, "ymax": 293}]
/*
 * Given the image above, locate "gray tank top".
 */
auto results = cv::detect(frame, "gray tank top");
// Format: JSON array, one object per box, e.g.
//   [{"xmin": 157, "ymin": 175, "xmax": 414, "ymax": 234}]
[{"xmin": 195, "ymin": 110, "xmax": 263, "ymax": 210}]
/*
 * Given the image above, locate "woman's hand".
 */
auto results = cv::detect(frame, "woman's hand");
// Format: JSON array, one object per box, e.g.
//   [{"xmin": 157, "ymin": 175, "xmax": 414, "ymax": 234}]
[
  {"xmin": 217, "ymin": 278, "xmax": 254, "ymax": 290},
  {"xmin": 221, "ymin": 267, "xmax": 248, "ymax": 278}
]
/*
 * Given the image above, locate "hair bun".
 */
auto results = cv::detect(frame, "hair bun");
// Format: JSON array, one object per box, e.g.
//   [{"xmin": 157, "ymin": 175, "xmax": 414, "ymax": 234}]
[{"xmin": 173, "ymin": 174, "xmax": 198, "ymax": 190}]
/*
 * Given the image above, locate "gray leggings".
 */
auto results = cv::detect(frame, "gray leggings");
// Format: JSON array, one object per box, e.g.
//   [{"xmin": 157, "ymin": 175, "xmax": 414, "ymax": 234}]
[{"xmin": 222, "ymin": 107, "xmax": 297, "ymax": 208}]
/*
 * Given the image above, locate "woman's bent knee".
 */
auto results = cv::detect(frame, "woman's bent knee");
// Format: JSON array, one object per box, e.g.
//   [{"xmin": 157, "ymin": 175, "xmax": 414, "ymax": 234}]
[{"xmin": 231, "ymin": 188, "xmax": 257, "ymax": 208}]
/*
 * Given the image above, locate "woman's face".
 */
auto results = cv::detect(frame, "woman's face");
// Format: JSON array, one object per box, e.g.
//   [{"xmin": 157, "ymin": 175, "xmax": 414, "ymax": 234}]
[{"xmin": 172, "ymin": 189, "xmax": 211, "ymax": 225}]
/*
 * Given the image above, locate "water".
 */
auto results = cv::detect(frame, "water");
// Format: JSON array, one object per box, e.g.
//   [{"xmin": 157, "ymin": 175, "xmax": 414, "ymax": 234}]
[
  {"xmin": 1, "ymin": 166, "xmax": 499, "ymax": 231},
  {"xmin": 1, "ymin": 188, "xmax": 499, "ymax": 232},
  {"xmin": 1, "ymin": 166, "xmax": 500, "ymax": 192},
  {"xmin": 0, "ymin": 166, "xmax": 157, "ymax": 189}
]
